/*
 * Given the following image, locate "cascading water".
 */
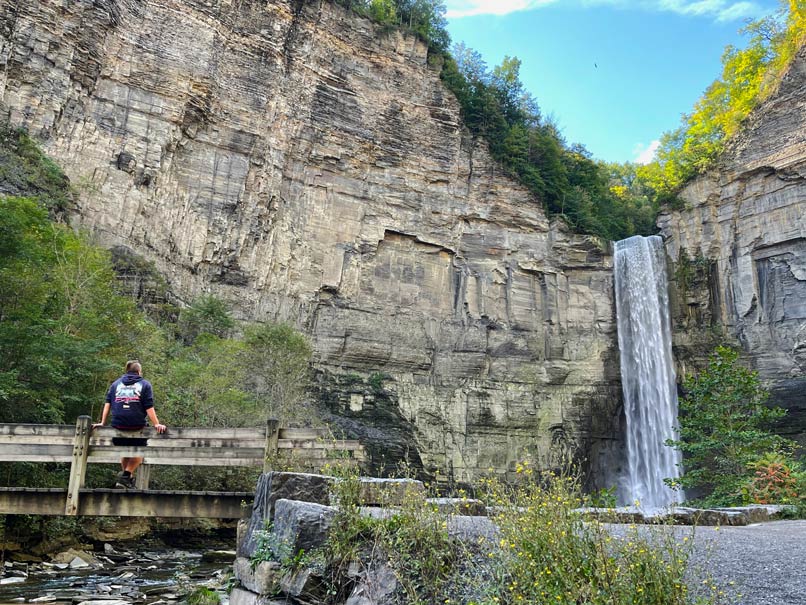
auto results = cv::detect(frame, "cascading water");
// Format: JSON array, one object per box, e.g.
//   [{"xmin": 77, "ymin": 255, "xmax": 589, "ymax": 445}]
[{"xmin": 614, "ymin": 235, "xmax": 682, "ymax": 509}]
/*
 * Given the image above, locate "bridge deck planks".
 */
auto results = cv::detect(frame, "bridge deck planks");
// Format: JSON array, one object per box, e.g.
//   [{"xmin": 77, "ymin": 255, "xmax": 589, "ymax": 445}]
[
  {"xmin": 0, "ymin": 488, "xmax": 254, "ymax": 518},
  {"xmin": 0, "ymin": 419, "xmax": 364, "ymax": 516}
]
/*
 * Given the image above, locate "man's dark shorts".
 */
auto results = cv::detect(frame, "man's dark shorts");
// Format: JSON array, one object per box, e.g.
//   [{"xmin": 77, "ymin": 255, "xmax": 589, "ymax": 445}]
[{"xmin": 111, "ymin": 426, "xmax": 148, "ymax": 447}]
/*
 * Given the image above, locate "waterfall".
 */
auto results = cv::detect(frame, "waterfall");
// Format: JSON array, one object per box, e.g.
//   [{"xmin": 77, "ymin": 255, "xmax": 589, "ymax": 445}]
[{"xmin": 614, "ymin": 235, "xmax": 681, "ymax": 509}]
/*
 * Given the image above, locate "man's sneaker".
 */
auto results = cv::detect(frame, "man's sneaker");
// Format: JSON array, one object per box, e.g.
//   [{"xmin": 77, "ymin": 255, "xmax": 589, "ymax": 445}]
[{"xmin": 114, "ymin": 472, "xmax": 135, "ymax": 489}]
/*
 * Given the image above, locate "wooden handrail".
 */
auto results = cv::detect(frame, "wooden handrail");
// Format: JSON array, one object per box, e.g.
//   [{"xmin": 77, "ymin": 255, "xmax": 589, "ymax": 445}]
[{"xmin": 0, "ymin": 416, "xmax": 366, "ymax": 515}]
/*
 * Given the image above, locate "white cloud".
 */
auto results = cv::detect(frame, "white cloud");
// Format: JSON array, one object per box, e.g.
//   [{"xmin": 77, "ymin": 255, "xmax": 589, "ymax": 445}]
[
  {"xmin": 446, "ymin": 0, "xmax": 765, "ymax": 21},
  {"xmin": 446, "ymin": 0, "xmax": 556, "ymax": 18},
  {"xmin": 633, "ymin": 140, "xmax": 661, "ymax": 164}
]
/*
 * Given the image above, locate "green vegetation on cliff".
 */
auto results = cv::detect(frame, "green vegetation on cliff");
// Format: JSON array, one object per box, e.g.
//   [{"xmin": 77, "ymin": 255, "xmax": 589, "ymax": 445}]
[
  {"xmin": 441, "ymin": 49, "xmax": 659, "ymax": 240},
  {"xmin": 638, "ymin": 1, "xmax": 806, "ymax": 199}
]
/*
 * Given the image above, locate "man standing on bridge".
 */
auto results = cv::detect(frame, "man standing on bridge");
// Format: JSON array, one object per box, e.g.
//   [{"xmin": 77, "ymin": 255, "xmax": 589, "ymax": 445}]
[{"xmin": 93, "ymin": 360, "xmax": 167, "ymax": 489}]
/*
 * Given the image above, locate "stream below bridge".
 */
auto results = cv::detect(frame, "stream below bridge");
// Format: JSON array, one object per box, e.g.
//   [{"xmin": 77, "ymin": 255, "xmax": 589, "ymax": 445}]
[{"xmin": 0, "ymin": 545, "xmax": 233, "ymax": 605}]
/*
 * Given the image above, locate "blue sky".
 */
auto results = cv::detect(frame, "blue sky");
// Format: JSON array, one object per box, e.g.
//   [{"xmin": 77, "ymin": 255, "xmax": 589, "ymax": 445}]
[{"xmin": 445, "ymin": 0, "xmax": 781, "ymax": 163}]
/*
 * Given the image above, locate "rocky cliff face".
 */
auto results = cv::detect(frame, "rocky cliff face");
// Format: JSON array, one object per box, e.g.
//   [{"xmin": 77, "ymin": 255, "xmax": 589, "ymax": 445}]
[
  {"xmin": 0, "ymin": 0, "xmax": 623, "ymax": 482},
  {"xmin": 659, "ymin": 46, "xmax": 806, "ymax": 444}
]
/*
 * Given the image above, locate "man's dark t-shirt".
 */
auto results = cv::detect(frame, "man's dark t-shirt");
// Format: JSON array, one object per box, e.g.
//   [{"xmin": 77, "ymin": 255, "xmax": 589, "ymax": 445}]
[{"xmin": 105, "ymin": 372, "xmax": 154, "ymax": 430}]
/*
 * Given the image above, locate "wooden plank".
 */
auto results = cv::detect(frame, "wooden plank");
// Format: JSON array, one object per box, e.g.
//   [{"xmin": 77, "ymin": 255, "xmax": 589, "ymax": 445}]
[
  {"xmin": 88, "ymin": 437, "xmax": 266, "ymax": 449},
  {"xmin": 93, "ymin": 456, "xmax": 264, "ymax": 467},
  {"xmin": 65, "ymin": 416, "xmax": 91, "ymax": 515},
  {"xmin": 0, "ymin": 443, "xmax": 73, "ymax": 459},
  {"xmin": 0, "ymin": 435, "xmax": 76, "ymax": 446},
  {"xmin": 92, "ymin": 426, "xmax": 267, "ymax": 440},
  {"xmin": 88, "ymin": 447, "xmax": 266, "ymax": 463},
  {"xmin": 135, "ymin": 465, "xmax": 151, "ymax": 490},
  {"xmin": 277, "ymin": 439, "xmax": 364, "ymax": 451},
  {"xmin": 0, "ymin": 454, "xmax": 72, "ymax": 463},
  {"xmin": 0, "ymin": 441, "xmax": 363, "ymax": 464},
  {"xmin": 278, "ymin": 427, "xmax": 329, "ymax": 439},
  {"xmin": 0, "ymin": 488, "xmax": 254, "ymax": 518},
  {"xmin": 0, "ymin": 424, "xmax": 75, "ymax": 437}
]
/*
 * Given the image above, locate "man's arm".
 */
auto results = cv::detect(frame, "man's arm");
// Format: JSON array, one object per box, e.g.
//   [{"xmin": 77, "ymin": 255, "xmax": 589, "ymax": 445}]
[
  {"xmin": 92, "ymin": 403, "xmax": 111, "ymax": 430},
  {"xmin": 146, "ymin": 408, "xmax": 167, "ymax": 434}
]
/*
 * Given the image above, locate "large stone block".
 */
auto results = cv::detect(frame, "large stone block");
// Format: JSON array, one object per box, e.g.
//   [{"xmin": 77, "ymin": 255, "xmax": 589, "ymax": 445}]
[
  {"xmin": 272, "ymin": 499, "xmax": 337, "ymax": 559},
  {"xmin": 279, "ymin": 567, "xmax": 330, "ymax": 603},
  {"xmin": 239, "ymin": 472, "xmax": 335, "ymax": 558},
  {"xmin": 229, "ymin": 587, "xmax": 287, "ymax": 605},
  {"xmin": 358, "ymin": 478, "xmax": 424, "ymax": 506},
  {"xmin": 233, "ymin": 557, "xmax": 282, "ymax": 595},
  {"xmin": 346, "ymin": 562, "xmax": 398, "ymax": 605}
]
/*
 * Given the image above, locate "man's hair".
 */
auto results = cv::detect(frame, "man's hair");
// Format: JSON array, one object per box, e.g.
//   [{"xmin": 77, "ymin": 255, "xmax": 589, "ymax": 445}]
[{"xmin": 126, "ymin": 360, "xmax": 142, "ymax": 374}]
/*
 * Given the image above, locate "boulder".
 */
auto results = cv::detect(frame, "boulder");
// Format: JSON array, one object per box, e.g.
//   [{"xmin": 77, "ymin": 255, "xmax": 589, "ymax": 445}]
[
  {"xmin": 272, "ymin": 499, "xmax": 337, "ymax": 560},
  {"xmin": 201, "ymin": 550, "xmax": 236, "ymax": 563},
  {"xmin": 229, "ymin": 587, "xmax": 287, "ymax": 605},
  {"xmin": 51, "ymin": 549, "xmax": 97, "ymax": 567},
  {"xmin": 278, "ymin": 567, "xmax": 329, "ymax": 603},
  {"xmin": 239, "ymin": 472, "xmax": 335, "ymax": 558},
  {"xmin": 69, "ymin": 557, "xmax": 90, "ymax": 569},
  {"xmin": 233, "ymin": 557, "xmax": 282, "ymax": 595},
  {"xmin": 346, "ymin": 562, "xmax": 398, "ymax": 605},
  {"xmin": 358, "ymin": 478, "xmax": 424, "ymax": 507}
]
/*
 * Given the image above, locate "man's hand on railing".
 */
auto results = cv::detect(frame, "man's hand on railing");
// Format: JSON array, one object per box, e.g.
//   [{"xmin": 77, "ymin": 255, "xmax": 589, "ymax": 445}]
[
  {"xmin": 91, "ymin": 423, "xmax": 104, "ymax": 431},
  {"xmin": 154, "ymin": 423, "xmax": 167, "ymax": 434}
]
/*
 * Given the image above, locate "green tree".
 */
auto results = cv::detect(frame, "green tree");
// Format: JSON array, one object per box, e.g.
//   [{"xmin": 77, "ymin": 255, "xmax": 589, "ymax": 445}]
[
  {"xmin": 0, "ymin": 197, "xmax": 140, "ymax": 423},
  {"xmin": 242, "ymin": 323, "xmax": 313, "ymax": 424},
  {"xmin": 368, "ymin": 0, "xmax": 397, "ymax": 23},
  {"xmin": 0, "ymin": 127, "xmax": 72, "ymax": 212},
  {"xmin": 178, "ymin": 294, "xmax": 235, "ymax": 343},
  {"xmin": 159, "ymin": 334, "xmax": 259, "ymax": 427},
  {"xmin": 666, "ymin": 346, "xmax": 791, "ymax": 506}
]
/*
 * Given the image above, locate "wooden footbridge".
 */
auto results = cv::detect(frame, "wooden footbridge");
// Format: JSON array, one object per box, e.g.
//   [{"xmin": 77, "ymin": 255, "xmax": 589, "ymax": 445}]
[{"xmin": 0, "ymin": 417, "xmax": 365, "ymax": 518}]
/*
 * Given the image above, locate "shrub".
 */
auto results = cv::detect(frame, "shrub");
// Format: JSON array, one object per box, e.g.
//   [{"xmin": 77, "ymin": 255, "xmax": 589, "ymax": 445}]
[
  {"xmin": 666, "ymin": 346, "xmax": 792, "ymax": 506},
  {"xmin": 742, "ymin": 451, "xmax": 800, "ymax": 505},
  {"xmin": 471, "ymin": 472, "xmax": 715, "ymax": 605}
]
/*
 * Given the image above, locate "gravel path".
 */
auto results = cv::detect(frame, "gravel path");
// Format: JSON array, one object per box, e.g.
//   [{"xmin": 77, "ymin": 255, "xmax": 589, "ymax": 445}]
[
  {"xmin": 690, "ymin": 520, "xmax": 806, "ymax": 605},
  {"xmin": 447, "ymin": 517, "xmax": 806, "ymax": 604}
]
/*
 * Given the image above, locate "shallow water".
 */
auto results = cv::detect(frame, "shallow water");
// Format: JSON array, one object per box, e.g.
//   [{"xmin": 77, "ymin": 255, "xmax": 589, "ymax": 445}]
[{"xmin": 0, "ymin": 549, "xmax": 231, "ymax": 605}]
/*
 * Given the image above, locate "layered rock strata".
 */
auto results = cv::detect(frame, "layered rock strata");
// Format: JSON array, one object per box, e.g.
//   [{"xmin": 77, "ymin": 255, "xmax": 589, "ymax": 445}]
[
  {"xmin": 0, "ymin": 0, "xmax": 622, "ymax": 481},
  {"xmin": 659, "ymin": 46, "xmax": 806, "ymax": 443}
]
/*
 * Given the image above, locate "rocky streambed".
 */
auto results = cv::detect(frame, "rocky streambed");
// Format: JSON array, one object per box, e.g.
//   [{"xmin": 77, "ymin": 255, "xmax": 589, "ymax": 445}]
[{"xmin": 0, "ymin": 546, "xmax": 234, "ymax": 605}]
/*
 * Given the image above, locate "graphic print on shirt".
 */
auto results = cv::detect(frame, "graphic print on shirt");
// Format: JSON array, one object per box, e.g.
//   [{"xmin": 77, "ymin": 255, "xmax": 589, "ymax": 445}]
[{"xmin": 114, "ymin": 382, "xmax": 143, "ymax": 410}]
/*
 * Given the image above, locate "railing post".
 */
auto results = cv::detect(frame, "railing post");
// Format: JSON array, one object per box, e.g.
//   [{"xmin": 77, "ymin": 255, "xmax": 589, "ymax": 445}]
[
  {"xmin": 264, "ymin": 418, "xmax": 280, "ymax": 472},
  {"xmin": 65, "ymin": 415, "xmax": 91, "ymax": 515},
  {"xmin": 135, "ymin": 464, "xmax": 151, "ymax": 490}
]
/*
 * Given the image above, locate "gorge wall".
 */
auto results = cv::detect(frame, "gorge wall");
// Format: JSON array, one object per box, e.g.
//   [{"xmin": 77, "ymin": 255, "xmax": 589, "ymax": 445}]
[
  {"xmin": 660, "ymin": 45, "xmax": 806, "ymax": 445},
  {"xmin": 0, "ymin": 0, "xmax": 623, "ymax": 483}
]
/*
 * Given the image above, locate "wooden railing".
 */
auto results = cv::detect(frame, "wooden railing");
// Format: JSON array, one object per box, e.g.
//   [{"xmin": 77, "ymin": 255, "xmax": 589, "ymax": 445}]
[{"xmin": 0, "ymin": 416, "xmax": 365, "ymax": 515}]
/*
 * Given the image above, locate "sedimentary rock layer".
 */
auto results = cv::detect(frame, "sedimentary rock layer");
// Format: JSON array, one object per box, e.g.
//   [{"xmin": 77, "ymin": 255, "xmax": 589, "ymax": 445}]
[
  {"xmin": 0, "ymin": 0, "xmax": 622, "ymax": 481},
  {"xmin": 660, "ymin": 46, "xmax": 806, "ymax": 443}
]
